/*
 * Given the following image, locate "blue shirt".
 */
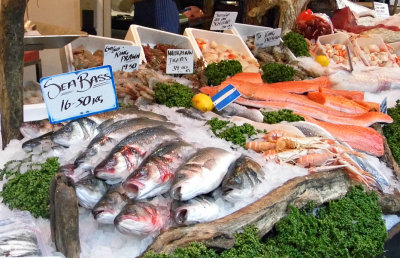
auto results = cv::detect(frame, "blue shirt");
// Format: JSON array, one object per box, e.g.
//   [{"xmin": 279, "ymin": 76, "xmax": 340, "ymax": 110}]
[{"xmin": 133, "ymin": 0, "xmax": 179, "ymax": 34}]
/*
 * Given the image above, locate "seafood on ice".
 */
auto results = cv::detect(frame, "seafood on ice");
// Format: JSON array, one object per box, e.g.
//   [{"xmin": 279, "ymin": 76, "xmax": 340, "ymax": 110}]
[{"xmin": 195, "ymin": 38, "xmax": 259, "ymax": 72}]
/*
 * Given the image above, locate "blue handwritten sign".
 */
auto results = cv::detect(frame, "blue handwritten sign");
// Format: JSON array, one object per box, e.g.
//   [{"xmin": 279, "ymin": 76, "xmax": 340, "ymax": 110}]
[
  {"xmin": 211, "ymin": 84, "xmax": 241, "ymax": 111},
  {"xmin": 40, "ymin": 65, "xmax": 119, "ymax": 124}
]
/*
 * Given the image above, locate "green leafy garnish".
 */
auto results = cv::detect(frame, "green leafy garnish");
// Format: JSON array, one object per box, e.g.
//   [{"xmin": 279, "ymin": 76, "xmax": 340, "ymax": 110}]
[
  {"xmin": 262, "ymin": 109, "xmax": 304, "ymax": 124},
  {"xmin": 144, "ymin": 186, "xmax": 386, "ymax": 257},
  {"xmin": 282, "ymin": 32, "xmax": 310, "ymax": 57},
  {"xmin": 207, "ymin": 118, "xmax": 256, "ymax": 148},
  {"xmin": 261, "ymin": 63, "xmax": 295, "ymax": 83},
  {"xmin": 154, "ymin": 82, "xmax": 194, "ymax": 108},
  {"xmin": 1, "ymin": 157, "xmax": 60, "ymax": 218},
  {"xmin": 383, "ymin": 100, "xmax": 400, "ymax": 164},
  {"xmin": 204, "ymin": 60, "xmax": 242, "ymax": 86}
]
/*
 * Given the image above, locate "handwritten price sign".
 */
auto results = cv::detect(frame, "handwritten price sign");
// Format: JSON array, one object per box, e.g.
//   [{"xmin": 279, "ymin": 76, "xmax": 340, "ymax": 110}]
[
  {"xmin": 166, "ymin": 49, "xmax": 194, "ymax": 74},
  {"xmin": 103, "ymin": 44, "xmax": 141, "ymax": 72},
  {"xmin": 210, "ymin": 11, "xmax": 238, "ymax": 31},
  {"xmin": 40, "ymin": 65, "xmax": 118, "ymax": 124},
  {"xmin": 255, "ymin": 28, "xmax": 282, "ymax": 48},
  {"xmin": 374, "ymin": 2, "xmax": 390, "ymax": 18}
]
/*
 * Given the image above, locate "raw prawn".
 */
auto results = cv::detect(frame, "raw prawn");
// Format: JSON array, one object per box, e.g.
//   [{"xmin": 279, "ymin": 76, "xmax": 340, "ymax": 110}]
[{"xmin": 264, "ymin": 130, "xmax": 303, "ymax": 142}]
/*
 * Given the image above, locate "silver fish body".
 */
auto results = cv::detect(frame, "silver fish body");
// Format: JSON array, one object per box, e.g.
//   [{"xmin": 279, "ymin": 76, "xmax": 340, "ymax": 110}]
[
  {"xmin": 172, "ymin": 195, "xmax": 220, "ymax": 225},
  {"xmin": 22, "ymin": 132, "xmax": 60, "ymax": 152},
  {"xmin": 19, "ymin": 119, "xmax": 64, "ymax": 139},
  {"xmin": 92, "ymin": 185, "xmax": 128, "ymax": 224},
  {"xmin": 221, "ymin": 156, "xmax": 263, "ymax": 202},
  {"xmin": 94, "ymin": 126, "xmax": 180, "ymax": 184},
  {"xmin": 114, "ymin": 202, "xmax": 169, "ymax": 236},
  {"xmin": 291, "ymin": 121, "xmax": 335, "ymax": 139},
  {"xmin": 74, "ymin": 118, "xmax": 175, "ymax": 169},
  {"xmin": 53, "ymin": 117, "xmax": 99, "ymax": 147},
  {"xmin": 90, "ymin": 106, "xmax": 167, "ymax": 123},
  {"xmin": 75, "ymin": 174, "xmax": 107, "ymax": 209},
  {"xmin": 170, "ymin": 147, "xmax": 237, "ymax": 201},
  {"xmin": 216, "ymin": 102, "xmax": 264, "ymax": 123},
  {"xmin": 123, "ymin": 141, "xmax": 196, "ymax": 200}
]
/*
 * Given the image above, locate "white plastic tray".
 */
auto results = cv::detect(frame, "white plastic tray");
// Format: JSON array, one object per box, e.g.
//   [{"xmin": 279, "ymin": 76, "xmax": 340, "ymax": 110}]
[
  {"xmin": 353, "ymin": 35, "xmax": 395, "ymax": 67},
  {"xmin": 226, "ymin": 23, "xmax": 273, "ymax": 41},
  {"xmin": 317, "ymin": 32, "xmax": 358, "ymax": 66},
  {"xmin": 184, "ymin": 27, "xmax": 258, "ymax": 67},
  {"xmin": 60, "ymin": 35, "xmax": 138, "ymax": 73},
  {"xmin": 125, "ymin": 25, "xmax": 198, "ymax": 63},
  {"xmin": 23, "ymin": 103, "xmax": 48, "ymax": 122},
  {"xmin": 388, "ymin": 42, "xmax": 400, "ymax": 56}
]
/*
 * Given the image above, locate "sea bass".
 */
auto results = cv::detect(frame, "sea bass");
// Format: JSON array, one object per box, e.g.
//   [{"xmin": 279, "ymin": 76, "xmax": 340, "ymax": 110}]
[
  {"xmin": 114, "ymin": 202, "xmax": 169, "ymax": 236},
  {"xmin": 123, "ymin": 141, "xmax": 197, "ymax": 200},
  {"xmin": 90, "ymin": 106, "xmax": 167, "ymax": 123},
  {"xmin": 22, "ymin": 132, "xmax": 62, "ymax": 152},
  {"xmin": 172, "ymin": 195, "xmax": 220, "ymax": 225},
  {"xmin": 221, "ymin": 156, "xmax": 264, "ymax": 202},
  {"xmin": 19, "ymin": 119, "xmax": 64, "ymax": 138},
  {"xmin": 74, "ymin": 118, "xmax": 176, "ymax": 169},
  {"xmin": 52, "ymin": 117, "xmax": 100, "ymax": 147},
  {"xmin": 94, "ymin": 126, "xmax": 180, "ymax": 184},
  {"xmin": 170, "ymin": 147, "xmax": 237, "ymax": 201},
  {"xmin": 92, "ymin": 185, "xmax": 128, "ymax": 224},
  {"xmin": 75, "ymin": 174, "xmax": 107, "ymax": 209}
]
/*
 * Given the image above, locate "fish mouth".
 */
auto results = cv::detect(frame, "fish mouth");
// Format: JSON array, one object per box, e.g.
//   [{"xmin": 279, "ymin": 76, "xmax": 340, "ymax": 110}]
[
  {"xmin": 92, "ymin": 209, "xmax": 113, "ymax": 218},
  {"xmin": 170, "ymin": 186, "xmax": 182, "ymax": 200},
  {"xmin": 123, "ymin": 182, "xmax": 139, "ymax": 199},
  {"xmin": 174, "ymin": 209, "xmax": 187, "ymax": 225},
  {"xmin": 221, "ymin": 187, "xmax": 234, "ymax": 195}
]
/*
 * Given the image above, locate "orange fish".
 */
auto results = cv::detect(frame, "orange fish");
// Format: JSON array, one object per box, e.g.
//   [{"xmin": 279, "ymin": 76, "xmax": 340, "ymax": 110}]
[
  {"xmin": 297, "ymin": 114, "xmax": 384, "ymax": 157},
  {"xmin": 307, "ymin": 92, "xmax": 369, "ymax": 114},
  {"xmin": 234, "ymin": 97, "xmax": 393, "ymax": 127},
  {"xmin": 319, "ymin": 88, "xmax": 364, "ymax": 101},
  {"xmin": 266, "ymin": 76, "xmax": 331, "ymax": 94}
]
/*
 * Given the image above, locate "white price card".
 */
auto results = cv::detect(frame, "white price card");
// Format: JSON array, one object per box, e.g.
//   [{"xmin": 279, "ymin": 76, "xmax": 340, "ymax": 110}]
[
  {"xmin": 166, "ymin": 49, "xmax": 194, "ymax": 74},
  {"xmin": 374, "ymin": 2, "xmax": 390, "ymax": 18},
  {"xmin": 210, "ymin": 11, "xmax": 238, "ymax": 31},
  {"xmin": 255, "ymin": 28, "xmax": 282, "ymax": 48},
  {"xmin": 40, "ymin": 65, "xmax": 118, "ymax": 124},
  {"xmin": 103, "ymin": 44, "xmax": 141, "ymax": 72},
  {"xmin": 336, "ymin": 0, "xmax": 346, "ymax": 9}
]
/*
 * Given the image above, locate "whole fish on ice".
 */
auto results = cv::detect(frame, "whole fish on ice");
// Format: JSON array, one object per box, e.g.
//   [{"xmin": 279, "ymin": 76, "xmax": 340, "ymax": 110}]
[
  {"xmin": 94, "ymin": 126, "xmax": 180, "ymax": 184},
  {"xmin": 123, "ymin": 141, "xmax": 197, "ymax": 200},
  {"xmin": 74, "ymin": 118, "xmax": 175, "ymax": 169},
  {"xmin": 52, "ymin": 117, "xmax": 100, "ymax": 147},
  {"xmin": 170, "ymin": 147, "xmax": 237, "ymax": 201}
]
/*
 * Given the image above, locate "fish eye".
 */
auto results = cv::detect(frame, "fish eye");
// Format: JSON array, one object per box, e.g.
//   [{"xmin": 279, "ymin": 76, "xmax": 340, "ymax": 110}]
[
  {"xmin": 64, "ymin": 125, "xmax": 72, "ymax": 132},
  {"xmin": 235, "ymin": 177, "xmax": 242, "ymax": 184}
]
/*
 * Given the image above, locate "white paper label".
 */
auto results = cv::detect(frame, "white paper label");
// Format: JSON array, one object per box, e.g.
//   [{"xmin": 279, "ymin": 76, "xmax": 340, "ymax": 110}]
[
  {"xmin": 40, "ymin": 65, "xmax": 118, "ymax": 124},
  {"xmin": 336, "ymin": 0, "xmax": 346, "ymax": 9},
  {"xmin": 210, "ymin": 11, "xmax": 238, "ymax": 31},
  {"xmin": 374, "ymin": 2, "xmax": 390, "ymax": 18},
  {"xmin": 103, "ymin": 44, "xmax": 141, "ymax": 72},
  {"xmin": 166, "ymin": 49, "xmax": 194, "ymax": 74},
  {"xmin": 255, "ymin": 28, "xmax": 282, "ymax": 48}
]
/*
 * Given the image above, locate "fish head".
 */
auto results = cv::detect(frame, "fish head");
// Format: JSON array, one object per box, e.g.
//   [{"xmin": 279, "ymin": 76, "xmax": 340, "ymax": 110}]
[
  {"xmin": 170, "ymin": 164, "xmax": 203, "ymax": 201},
  {"xmin": 58, "ymin": 164, "xmax": 75, "ymax": 178},
  {"xmin": 75, "ymin": 175, "xmax": 107, "ymax": 209},
  {"xmin": 20, "ymin": 120, "xmax": 45, "ymax": 138},
  {"xmin": 123, "ymin": 163, "xmax": 162, "ymax": 199},
  {"xmin": 94, "ymin": 152, "xmax": 128, "ymax": 182},
  {"xmin": 114, "ymin": 203, "xmax": 161, "ymax": 236},
  {"xmin": 92, "ymin": 190, "xmax": 126, "ymax": 224},
  {"xmin": 52, "ymin": 121, "xmax": 84, "ymax": 147},
  {"xmin": 222, "ymin": 156, "xmax": 262, "ymax": 194},
  {"xmin": 172, "ymin": 197, "xmax": 219, "ymax": 225}
]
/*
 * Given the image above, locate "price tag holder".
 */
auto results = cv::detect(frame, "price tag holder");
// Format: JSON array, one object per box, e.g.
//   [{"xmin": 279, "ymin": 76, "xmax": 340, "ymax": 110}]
[
  {"xmin": 210, "ymin": 11, "xmax": 238, "ymax": 31},
  {"xmin": 374, "ymin": 2, "xmax": 390, "ymax": 18},
  {"xmin": 211, "ymin": 84, "xmax": 241, "ymax": 111},
  {"xmin": 336, "ymin": 0, "xmax": 346, "ymax": 9},
  {"xmin": 166, "ymin": 49, "xmax": 194, "ymax": 74},
  {"xmin": 103, "ymin": 44, "xmax": 141, "ymax": 72},
  {"xmin": 40, "ymin": 65, "xmax": 118, "ymax": 124},
  {"xmin": 255, "ymin": 28, "xmax": 282, "ymax": 48}
]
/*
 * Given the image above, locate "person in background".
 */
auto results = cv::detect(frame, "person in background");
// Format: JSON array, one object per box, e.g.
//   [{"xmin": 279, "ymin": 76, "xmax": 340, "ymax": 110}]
[{"xmin": 119, "ymin": 0, "xmax": 180, "ymax": 34}]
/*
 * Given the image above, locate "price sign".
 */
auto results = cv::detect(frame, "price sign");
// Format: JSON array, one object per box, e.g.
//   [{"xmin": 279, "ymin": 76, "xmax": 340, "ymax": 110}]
[
  {"xmin": 336, "ymin": 0, "xmax": 346, "ymax": 9},
  {"xmin": 166, "ymin": 49, "xmax": 194, "ymax": 74},
  {"xmin": 374, "ymin": 2, "xmax": 390, "ymax": 18},
  {"xmin": 255, "ymin": 28, "xmax": 282, "ymax": 48},
  {"xmin": 210, "ymin": 11, "xmax": 238, "ymax": 31},
  {"xmin": 103, "ymin": 44, "xmax": 141, "ymax": 72},
  {"xmin": 40, "ymin": 65, "xmax": 118, "ymax": 124}
]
